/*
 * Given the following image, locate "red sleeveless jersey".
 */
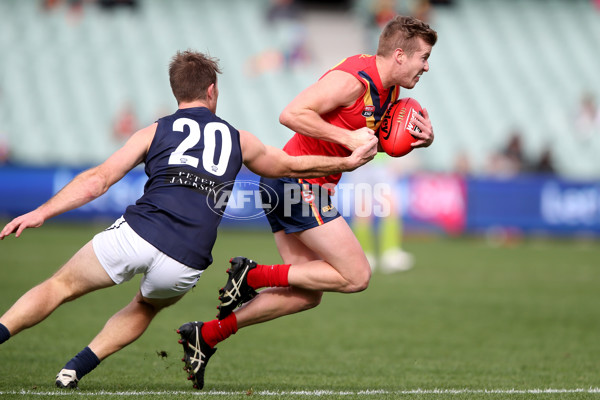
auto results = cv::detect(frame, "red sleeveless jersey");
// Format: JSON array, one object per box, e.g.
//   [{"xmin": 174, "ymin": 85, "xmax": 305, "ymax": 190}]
[{"xmin": 283, "ymin": 54, "xmax": 399, "ymax": 187}]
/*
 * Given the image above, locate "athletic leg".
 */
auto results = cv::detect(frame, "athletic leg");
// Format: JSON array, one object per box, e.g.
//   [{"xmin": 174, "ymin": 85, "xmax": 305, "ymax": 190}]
[
  {"xmin": 223, "ymin": 218, "xmax": 370, "ymax": 330},
  {"xmin": 89, "ymin": 292, "xmax": 183, "ymax": 360},
  {"xmin": 230, "ymin": 216, "xmax": 370, "ymax": 313},
  {"xmin": 240, "ymin": 218, "xmax": 371, "ymax": 294},
  {"xmin": 233, "ymin": 230, "xmax": 323, "ymax": 328},
  {"xmin": 0, "ymin": 240, "xmax": 115, "ymax": 337},
  {"xmin": 182, "ymin": 221, "xmax": 369, "ymax": 388},
  {"xmin": 286, "ymin": 217, "xmax": 372, "ymax": 293},
  {"xmin": 56, "ymin": 292, "xmax": 184, "ymax": 388},
  {"xmin": 209, "ymin": 218, "xmax": 370, "ymax": 340}
]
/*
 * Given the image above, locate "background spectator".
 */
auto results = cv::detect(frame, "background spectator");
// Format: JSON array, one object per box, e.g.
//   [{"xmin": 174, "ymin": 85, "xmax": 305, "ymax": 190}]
[
  {"xmin": 574, "ymin": 92, "xmax": 600, "ymax": 141},
  {"xmin": 112, "ymin": 102, "xmax": 139, "ymax": 143},
  {"xmin": 533, "ymin": 146, "xmax": 555, "ymax": 175},
  {"xmin": 0, "ymin": 132, "xmax": 10, "ymax": 165},
  {"xmin": 487, "ymin": 130, "xmax": 527, "ymax": 176}
]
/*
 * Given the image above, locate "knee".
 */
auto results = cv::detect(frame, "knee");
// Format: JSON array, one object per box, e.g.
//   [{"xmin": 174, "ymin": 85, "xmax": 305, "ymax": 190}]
[
  {"xmin": 345, "ymin": 265, "xmax": 371, "ymax": 293},
  {"xmin": 44, "ymin": 277, "xmax": 78, "ymax": 303},
  {"xmin": 294, "ymin": 289, "xmax": 323, "ymax": 311},
  {"xmin": 140, "ymin": 292, "xmax": 182, "ymax": 314},
  {"xmin": 304, "ymin": 291, "xmax": 323, "ymax": 310}
]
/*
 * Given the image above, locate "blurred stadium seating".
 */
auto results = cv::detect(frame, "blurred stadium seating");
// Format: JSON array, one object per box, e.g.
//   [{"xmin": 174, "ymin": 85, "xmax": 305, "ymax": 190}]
[{"xmin": 1, "ymin": 0, "xmax": 599, "ymax": 179}]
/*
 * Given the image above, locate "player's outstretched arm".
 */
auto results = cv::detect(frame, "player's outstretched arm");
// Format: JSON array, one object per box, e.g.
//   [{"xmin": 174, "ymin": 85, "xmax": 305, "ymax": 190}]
[
  {"xmin": 240, "ymin": 130, "xmax": 377, "ymax": 179},
  {"xmin": 0, "ymin": 124, "xmax": 156, "ymax": 240}
]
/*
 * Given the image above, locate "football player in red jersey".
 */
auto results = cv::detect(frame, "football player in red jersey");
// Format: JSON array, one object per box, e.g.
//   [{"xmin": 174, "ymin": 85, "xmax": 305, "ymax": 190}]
[{"xmin": 182, "ymin": 15, "xmax": 438, "ymax": 386}]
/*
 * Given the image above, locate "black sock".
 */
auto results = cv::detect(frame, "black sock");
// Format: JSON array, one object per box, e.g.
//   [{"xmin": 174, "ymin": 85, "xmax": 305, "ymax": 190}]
[
  {"xmin": 64, "ymin": 347, "xmax": 101, "ymax": 380},
  {"xmin": 0, "ymin": 323, "xmax": 10, "ymax": 344}
]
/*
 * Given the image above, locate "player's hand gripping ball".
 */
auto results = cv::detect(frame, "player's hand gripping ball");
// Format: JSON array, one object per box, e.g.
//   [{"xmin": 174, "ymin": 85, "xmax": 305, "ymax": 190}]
[{"xmin": 378, "ymin": 97, "xmax": 423, "ymax": 157}]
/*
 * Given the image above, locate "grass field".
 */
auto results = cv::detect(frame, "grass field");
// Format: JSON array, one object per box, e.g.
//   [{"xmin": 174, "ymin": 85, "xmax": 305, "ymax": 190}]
[{"xmin": 0, "ymin": 222, "xmax": 599, "ymax": 399}]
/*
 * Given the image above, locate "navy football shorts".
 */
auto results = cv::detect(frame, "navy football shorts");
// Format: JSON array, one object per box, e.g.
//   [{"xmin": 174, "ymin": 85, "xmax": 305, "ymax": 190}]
[{"xmin": 260, "ymin": 176, "xmax": 341, "ymax": 233}]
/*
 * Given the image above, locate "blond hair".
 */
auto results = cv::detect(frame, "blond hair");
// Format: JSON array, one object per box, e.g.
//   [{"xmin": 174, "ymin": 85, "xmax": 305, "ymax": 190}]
[{"xmin": 377, "ymin": 15, "xmax": 438, "ymax": 57}]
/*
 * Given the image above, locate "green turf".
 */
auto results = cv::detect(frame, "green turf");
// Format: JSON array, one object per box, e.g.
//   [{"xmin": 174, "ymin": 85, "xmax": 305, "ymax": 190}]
[{"xmin": 0, "ymin": 222, "xmax": 599, "ymax": 399}]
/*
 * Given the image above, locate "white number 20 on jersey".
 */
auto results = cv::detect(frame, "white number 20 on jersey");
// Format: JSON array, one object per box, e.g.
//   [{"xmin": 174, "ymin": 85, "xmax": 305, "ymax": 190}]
[{"xmin": 168, "ymin": 118, "xmax": 232, "ymax": 177}]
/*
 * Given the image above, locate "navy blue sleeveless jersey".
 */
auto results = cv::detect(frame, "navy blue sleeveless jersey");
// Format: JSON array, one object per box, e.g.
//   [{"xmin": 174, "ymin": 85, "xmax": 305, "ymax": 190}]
[{"xmin": 123, "ymin": 107, "xmax": 243, "ymax": 270}]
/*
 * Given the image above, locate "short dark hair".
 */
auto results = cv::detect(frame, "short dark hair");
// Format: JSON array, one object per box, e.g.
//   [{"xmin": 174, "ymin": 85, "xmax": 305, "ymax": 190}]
[
  {"xmin": 169, "ymin": 50, "xmax": 222, "ymax": 104},
  {"xmin": 377, "ymin": 15, "xmax": 438, "ymax": 57}
]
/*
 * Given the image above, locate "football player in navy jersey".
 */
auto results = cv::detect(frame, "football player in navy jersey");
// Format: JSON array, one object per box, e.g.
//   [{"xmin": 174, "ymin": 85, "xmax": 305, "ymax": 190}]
[{"xmin": 0, "ymin": 50, "xmax": 377, "ymax": 389}]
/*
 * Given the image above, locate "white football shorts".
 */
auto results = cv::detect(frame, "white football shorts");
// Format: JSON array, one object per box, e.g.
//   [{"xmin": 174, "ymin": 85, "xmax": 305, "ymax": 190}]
[{"xmin": 92, "ymin": 216, "xmax": 203, "ymax": 299}]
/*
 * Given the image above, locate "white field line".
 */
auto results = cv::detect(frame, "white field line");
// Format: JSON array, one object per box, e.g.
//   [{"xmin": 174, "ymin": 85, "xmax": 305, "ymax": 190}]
[{"xmin": 0, "ymin": 388, "xmax": 599, "ymax": 396}]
